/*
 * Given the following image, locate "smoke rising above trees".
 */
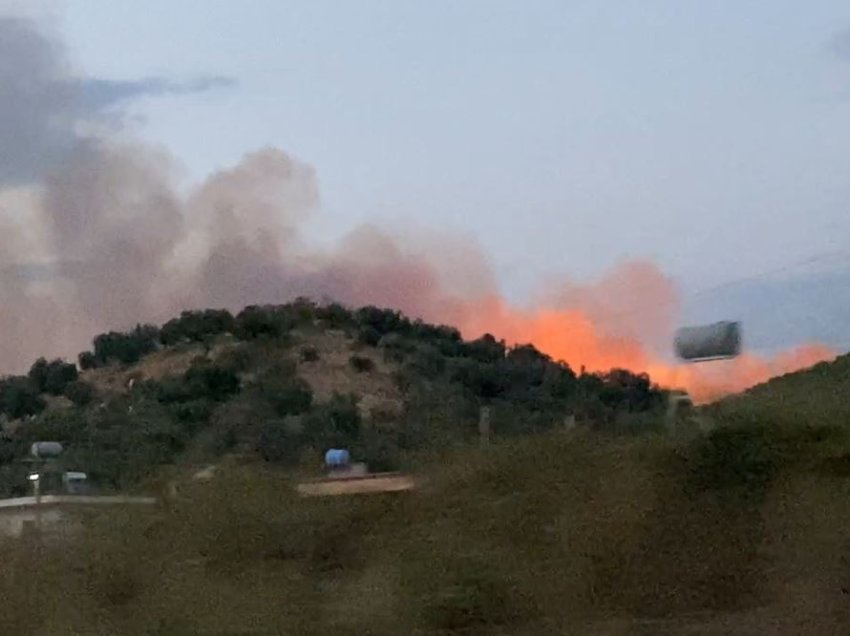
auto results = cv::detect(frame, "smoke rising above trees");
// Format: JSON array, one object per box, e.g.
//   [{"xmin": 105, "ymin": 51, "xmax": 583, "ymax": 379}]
[{"xmin": 0, "ymin": 15, "xmax": 833, "ymax": 400}]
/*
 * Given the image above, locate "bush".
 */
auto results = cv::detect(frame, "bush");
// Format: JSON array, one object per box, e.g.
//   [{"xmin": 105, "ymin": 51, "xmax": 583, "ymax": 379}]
[
  {"xmin": 27, "ymin": 358, "xmax": 49, "ymax": 392},
  {"xmin": 463, "ymin": 334, "xmax": 506, "ymax": 363},
  {"xmin": 260, "ymin": 377, "xmax": 314, "ymax": 417},
  {"xmin": 306, "ymin": 393, "xmax": 361, "ymax": 447},
  {"xmin": 357, "ymin": 326, "xmax": 381, "ymax": 347},
  {"xmin": 405, "ymin": 554, "xmax": 533, "ymax": 631},
  {"xmin": 356, "ymin": 305, "xmax": 410, "ymax": 336},
  {"xmin": 0, "ymin": 376, "xmax": 45, "ymax": 419},
  {"xmin": 44, "ymin": 360, "xmax": 79, "ymax": 395},
  {"xmin": 78, "ymin": 351, "xmax": 97, "ymax": 370},
  {"xmin": 234, "ymin": 305, "xmax": 293, "ymax": 340},
  {"xmin": 315, "ymin": 302, "xmax": 355, "ymax": 329},
  {"xmin": 160, "ymin": 309, "xmax": 236, "ymax": 345},
  {"xmin": 184, "ymin": 363, "xmax": 241, "ymax": 402},
  {"xmin": 28, "ymin": 358, "xmax": 78, "ymax": 395},
  {"xmin": 214, "ymin": 346, "xmax": 255, "ymax": 373},
  {"xmin": 349, "ymin": 355, "xmax": 375, "ymax": 373},
  {"xmin": 300, "ymin": 346, "xmax": 320, "ymax": 362},
  {"xmin": 407, "ymin": 346, "xmax": 447, "ymax": 380},
  {"xmin": 64, "ymin": 380, "xmax": 95, "ymax": 407},
  {"xmin": 156, "ymin": 362, "xmax": 240, "ymax": 405},
  {"xmin": 255, "ymin": 418, "xmax": 304, "ymax": 464},
  {"xmin": 92, "ymin": 324, "xmax": 160, "ymax": 365},
  {"xmin": 688, "ymin": 424, "xmax": 780, "ymax": 496}
]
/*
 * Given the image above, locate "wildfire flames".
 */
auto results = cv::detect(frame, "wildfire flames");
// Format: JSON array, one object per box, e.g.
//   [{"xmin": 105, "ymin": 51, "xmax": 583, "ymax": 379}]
[{"xmin": 440, "ymin": 265, "xmax": 836, "ymax": 403}]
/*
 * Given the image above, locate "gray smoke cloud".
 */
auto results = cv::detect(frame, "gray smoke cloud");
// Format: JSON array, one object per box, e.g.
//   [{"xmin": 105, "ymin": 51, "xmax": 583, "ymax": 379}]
[
  {"xmin": 0, "ymin": 12, "xmax": 688, "ymax": 382},
  {"xmin": 0, "ymin": 17, "xmax": 234, "ymax": 186},
  {"xmin": 0, "ymin": 12, "xmax": 493, "ymax": 371},
  {"xmin": 0, "ymin": 15, "xmax": 246, "ymax": 370}
]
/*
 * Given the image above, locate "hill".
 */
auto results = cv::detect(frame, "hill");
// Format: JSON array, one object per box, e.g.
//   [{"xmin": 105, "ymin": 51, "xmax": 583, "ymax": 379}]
[{"xmin": 0, "ymin": 299, "xmax": 667, "ymax": 495}]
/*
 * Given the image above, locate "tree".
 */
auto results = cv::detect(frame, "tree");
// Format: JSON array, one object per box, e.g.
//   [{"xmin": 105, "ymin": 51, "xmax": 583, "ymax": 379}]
[
  {"xmin": 255, "ymin": 418, "xmax": 304, "ymax": 464},
  {"xmin": 0, "ymin": 376, "xmax": 45, "ymax": 419},
  {"xmin": 78, "ymin": 351, "xmax": 97, "ymax": 370},
  {"xmin": 28, "ymin": 358, "xmax": 50, "ymax": 392},
  {"xmin": 463, "ymin": 334, "xmax": 506, "ymax": 363},
  {"xmin": 63, "ymin": 380, "xmax": 95, "ymax": 407},
  {"xmin": 316, "ymin": 302, "xmax": 355, "ymax": 329},
  {"xmin": 258, "ymin": 375, "xmax": 313, "ymax": 417},
  {"xmin": 92, "ymin": 324, "xmax": 160, "ymax": 365},
  {"xmin": 160, "ymin": 309, "xmax": 236, "ymax": 345},
  {"xmin": 306, "ymin": 392, "xmax": 361, "ymax": 447},
  {"xmin": 356, "ymin": 306, "xmax": 411, "ymax": 336},
  {"xmin": 29, "ymin": 358, "xmax": 79, "ymax": 395},
  {"xmin": 235, "ymin": 305, "xmax": 293, "ymax": 340},
  {"xmin": 44, "ymin": 360, "xmax": 78, "ymax": 395}
]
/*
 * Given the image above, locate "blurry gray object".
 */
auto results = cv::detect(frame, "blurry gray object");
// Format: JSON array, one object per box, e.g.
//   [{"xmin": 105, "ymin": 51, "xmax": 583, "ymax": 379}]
[
  {"xmin": 674, "ymin": 321, "xmax": 742, "ymax": 362},
  {"xmin": 30, "ymin": 441, "xmax": 63, "ymax": 458}
]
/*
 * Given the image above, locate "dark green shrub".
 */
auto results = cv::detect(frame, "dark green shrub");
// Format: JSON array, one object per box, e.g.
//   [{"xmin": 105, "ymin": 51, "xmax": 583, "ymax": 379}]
[
  {"xmin": 92, "ymin": 324, "xmax": 160, "ymax": 365},
  {"xmin": 234, "ymin": 305, "xmax": 293, "ymax": 340},
  {"xmin": 356, "ymin": 305, "xmax": 410, "ymax": 336},
  {"xmin": 315, "ymin": 302, "xmax": 355, "ymax": 329},
  {"xmin": 688, "ymin": 424, "xmax": 780, "ymax": 496},
  {"xmin": 408, "ymin": 346, "xmax": 447, "ymax": 380},
  {"xmin": 78, "ymin": 351, "xmax": 97, "ymax": 370},
  {"xmin": 406, "ymin": 555, "xmax": 533, "ymax": 632},
  {"xmin": 155, "ymin": 362, "xmax": 240, "ymax": 405},
  {"xmin": 357, "ymin": 326, "xmax": 381, "ymax": 347},
  {"xmin": 184, "ymin": 364, "xmax": 240, "ymax": 402},
  {"xmin": 300, "ymin": 346, "xmax": 320, "ymax": 362},
  {"xmin": 0, "ymin": 376, "xmax": 45, "ymax": 419},
  {"xmin": 463, "ymin": 333, "xmax": 506, "ymax": 363},
  {"xmin": 63, "ymin": 380, "xmax": 95, "ymax": 407},
  {"xmin": 160, "ymin": 309, "xmax": 236, "ymax": 345},
  {"xmin": 262, "ymin": 377, "xmax": 313, "ymax": 417},
  {"xmin": 44, "ymin": 360, "xmax": 78, "ymax": 395},
  {"xmin": 306, "ymin": 393, "xmax": 361, "ymax": 447},
  {"xmin": 349, "ymin": 355, "xmax": 374, "ymax": 373},
  {"xmin": 256, "ymin": 418, "xmax": 304, "ymax": 464},
  {"xmin": 28, "ymin": 358, "xmax": 78, "ymax": 395}
]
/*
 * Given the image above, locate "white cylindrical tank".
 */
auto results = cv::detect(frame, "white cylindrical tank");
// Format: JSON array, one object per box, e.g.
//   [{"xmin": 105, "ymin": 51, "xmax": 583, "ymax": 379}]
[
  {"xmin": 30, "ymin": 441, "xmax": 63, "ymax": 458},
  {"xmin": 674, "ymin": 321, "xmax": 742, "ymax": 362}
]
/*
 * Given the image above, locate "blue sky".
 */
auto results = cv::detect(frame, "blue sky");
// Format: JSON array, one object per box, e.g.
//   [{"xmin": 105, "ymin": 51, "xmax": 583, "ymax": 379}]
[{"xmin": 27, "ymin": 1, "xmax": 850, "ymax": 349}]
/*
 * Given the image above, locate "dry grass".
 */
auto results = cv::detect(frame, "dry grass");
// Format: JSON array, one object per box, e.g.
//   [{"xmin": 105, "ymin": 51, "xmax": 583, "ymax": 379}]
[
  {"xmin": 81, "ymin": 343, "xmax": 205, "ymax": 395},
  {"xmin": 294, "ymin": 330, "xmax": 403, "ymax": 419},
  {"xmin": 2, "ymin": 426, "xmax": 849, "ymax": 634}
]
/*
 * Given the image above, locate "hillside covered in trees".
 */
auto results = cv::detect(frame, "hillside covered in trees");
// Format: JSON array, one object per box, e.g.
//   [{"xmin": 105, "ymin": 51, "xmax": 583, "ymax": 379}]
[{"xmin": 0, "ymin": 299, "xmax": 668, "ymax": 494}]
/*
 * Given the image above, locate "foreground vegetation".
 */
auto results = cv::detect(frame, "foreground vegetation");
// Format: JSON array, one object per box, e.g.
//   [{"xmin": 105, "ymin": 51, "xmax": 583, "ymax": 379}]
[
  {"xmin": 3, "ymin": 417, "xmax": 850, "ymax": 635},
  {"xmin": 1, "ymin": 301, "xmax": 849, "ymax": 633}
]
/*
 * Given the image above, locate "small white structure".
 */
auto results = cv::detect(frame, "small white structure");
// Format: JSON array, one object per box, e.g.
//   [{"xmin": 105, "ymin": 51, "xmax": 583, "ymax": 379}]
[{"xmin": 0, "ymin": 495, "xmax": 158, "ymax": 540}]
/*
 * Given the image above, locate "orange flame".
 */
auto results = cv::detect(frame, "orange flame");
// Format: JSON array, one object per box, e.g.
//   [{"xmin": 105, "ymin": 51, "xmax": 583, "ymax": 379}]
[{"xmin": 445, "ymin": 286, "xmax": 835, "ymax": 404}]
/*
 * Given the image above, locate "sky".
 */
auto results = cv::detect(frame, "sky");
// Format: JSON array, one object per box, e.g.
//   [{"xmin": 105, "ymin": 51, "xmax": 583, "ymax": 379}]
[
  {"xmin": 54, "ymin": 0, "xmax": 850, "ymax": 293},
  {"xmin": 1, "ymin": 0, "xmax": 849, "ymax": 372}
]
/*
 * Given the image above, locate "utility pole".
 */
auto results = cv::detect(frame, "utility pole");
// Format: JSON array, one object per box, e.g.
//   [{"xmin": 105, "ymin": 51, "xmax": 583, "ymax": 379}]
[{"xmin": 478, "ymin": 405, "xmax": 491, "ymax": 449}]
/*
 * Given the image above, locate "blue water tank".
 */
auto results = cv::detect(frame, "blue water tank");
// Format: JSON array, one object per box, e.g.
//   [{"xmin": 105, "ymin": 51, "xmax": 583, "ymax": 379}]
[{"xmin": 324, "ymin": 448, "xmax": 350, "ymax": 467}]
